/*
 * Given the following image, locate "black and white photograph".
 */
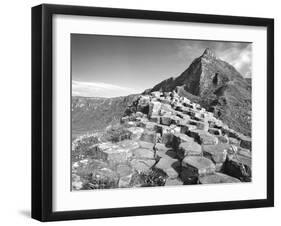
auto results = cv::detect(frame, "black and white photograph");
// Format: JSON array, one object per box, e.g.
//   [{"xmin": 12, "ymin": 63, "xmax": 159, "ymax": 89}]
[
  {"xmin": 71, "ymin": 34, "xmax": 252, "ymax": 190},
  {"xmin": 29, "ymin": 3, "xmax": 274, "ymax": 222}
]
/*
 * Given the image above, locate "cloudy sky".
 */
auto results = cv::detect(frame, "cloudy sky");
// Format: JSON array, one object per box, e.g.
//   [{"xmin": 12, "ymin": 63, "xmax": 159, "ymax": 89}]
[{"xmin": 72, "ymin": 34, "xmax": 251, "ymax": 98}]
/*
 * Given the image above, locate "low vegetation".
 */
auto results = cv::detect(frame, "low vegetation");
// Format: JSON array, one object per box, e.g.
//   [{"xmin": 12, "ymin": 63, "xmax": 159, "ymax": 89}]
[{"xmin": 102, "ymin": 124, "xmax": 132, "ymax": 143}]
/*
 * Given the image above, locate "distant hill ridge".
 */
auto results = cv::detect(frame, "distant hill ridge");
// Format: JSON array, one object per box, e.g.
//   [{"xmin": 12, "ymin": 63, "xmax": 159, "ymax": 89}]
[{"xmin": 72, "ymin": 94, "xmax": 138, "ymax": 138}]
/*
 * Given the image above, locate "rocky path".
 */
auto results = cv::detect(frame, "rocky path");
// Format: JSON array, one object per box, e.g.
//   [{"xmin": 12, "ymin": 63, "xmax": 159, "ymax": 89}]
[{"xmin": 72, "ymin": 91, "xmax": 251, "ymax": 190}]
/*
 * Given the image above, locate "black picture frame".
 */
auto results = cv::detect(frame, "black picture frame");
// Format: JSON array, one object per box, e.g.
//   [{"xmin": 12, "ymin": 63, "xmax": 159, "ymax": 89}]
[{"xmin": 31, "ymin": 3, "xmax": 274, "ymax": 222}]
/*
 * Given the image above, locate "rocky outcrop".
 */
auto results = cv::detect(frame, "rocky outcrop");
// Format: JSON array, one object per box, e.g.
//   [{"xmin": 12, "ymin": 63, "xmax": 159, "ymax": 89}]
[
  {"xmin": 150, "ymin": 49, "xmax": 252, "ymax": 136},
  {"xmin": 72, "ymin": 90, "xmax": 251, "ymax": 190}
]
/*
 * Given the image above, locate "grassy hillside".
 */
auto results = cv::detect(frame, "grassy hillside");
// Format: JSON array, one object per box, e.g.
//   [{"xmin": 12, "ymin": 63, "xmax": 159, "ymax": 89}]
[{"xmin": 72, "ymin": 94, "xmax": 138, "ymax": 138}]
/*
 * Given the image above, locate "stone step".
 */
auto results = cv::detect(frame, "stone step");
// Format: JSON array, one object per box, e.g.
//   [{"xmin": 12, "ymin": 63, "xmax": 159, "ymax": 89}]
[
  {"xmin": 223, "ymin": 149, "xmax": 251, "ymax": 182},
  {"xmin": 189, "ymin": 129, "xmax": 218, "ymax": 145},
  {"xmin": 130, "ymin": 159, "xmax": 156, "ymax": 173},
  {"xmin": 148, "ymin": 101, "xmax": 161, "ymax": 118},
  {"xmin": 223, "ymin": 157, "xmax": 252, "ymax": 182},
  {"xmin": 208, "ymin": 128, "xmax": 222, "ymax": 136},
  {"xmin": 229, "ymin": 137, "xmax": 240, "ymax": 145},
  {"xmin": 239, "ymin": 135, "xmax": 252, "ymax": 150},
  {"xmin": 138, "ymin": 141, "xmax": 154, "ymax": 150},
  {"xmin": 188, "ymin": 119, "xmax": 209, "ymax": 131},
  {"xmin": 178, "ymin": 141, "xmax": 202, "ymax": 159},
  {"xmin": 199, "ymin": 133, "xmax": 219, "ymax": 145},
  {"xmin": 216, "ymin": 135, "xmax": 229, "ymax": 144},
  {"xmin": 131, "ymin": 148, "xmax": 155, "ymax": 159},
  {"xmin": 155, "ymin": 156, "xmax": 181, "ymax": 179},
  {"xmin": 94, "ymin": 142, "xmax": 134, "ymax": 164},
  {"xmin": 202, "ymin": 144, "xmax": 229, "ymax": 165},
  {"xmin": 178, "ymin": 124, "xmax": 197, "ymax": 134},
  {"xmin": 154, "ymin": 143, "xmax": 176, "ymax": 159},
  {"xmin": 237, "ymin": 147, "xmax": 251, "ymax": 158},
  {"xmin": 180, "ymin": 156, "xmax": 216, "ymax": 184},
  {"xmin": 227, "ymin": 150, "xmax": 252, "ymax": 168},
  {"xmin": 160, "ymin": 115, "xmax": 181, "ymax": 126}
]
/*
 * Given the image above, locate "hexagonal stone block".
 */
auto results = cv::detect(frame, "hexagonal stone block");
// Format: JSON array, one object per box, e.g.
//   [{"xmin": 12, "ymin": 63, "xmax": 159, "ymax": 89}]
[
  {"xmin": 229, "ymin": 137, "xmax": 240, "ymax": 145},
  {"xmin": 189, "ymin": 119, "xmax": 209, "ymax": 131},
  {"xmin": 223, "ymin": 157, "xmax": 252, "ymax": 182},
  {"xmin": 239, "ymin": 135, "xmax": 252, "ymax": 150},
  {"xmin": 165, "ymin": 178, "xmax": 184, "ymax": 186},
  {"xmin": 178, "ymin": 141, "xmax": 202, "ymax": 159},
  {"xmin": 237, "ymin": 147, "xmax": 251, "ymax": 158},
  {"xmin": 132, "ymin": 148, "xmax": 155, "ymax": 159},
  {"xmin": 176, "ymin": 111, "xmax": 190, "ymax": 121},
  {"xmin": 148, "ymin": 101, "xmax": 162, "ymax": 117},
  {"xmin": 155, "ymin": 156, "xmax": 181, "ymax": 179},
  {"xmin": 202, "ymin": 144, "xmax": 229, "ymax": 164},
  {"xmin": 179, "ymin": 124, "xmax": 197, "ymax": 134},
  {"xmin": 94, "ymin": 142, "xmax": 132, "ymax": 164},
  {"xmin": 103, "ymin": 147, "xmax": 133, "ymax": 164},
  {"xmin": 199, "ymin": 133, "xmax": 218, "ymax": 145},
  {"xmin": 161, "ymin": 132, "xmax": 175, "ymax": 147},
  {"xmin": 174, "ymin": 132, "xmax": 194, "ymax": 143},
  {"xmin": 182, "ymin": 108, "xmax": 196, "ymax": 117},
  {"xmin": 160, "ymin": 104, "xmax": 174, "ymax": 115},
  {"xmin": 181, "ymin": 156, "xmax": 215, "ymax": 184},
  {"xmin": 171, "ymin": 133, "xmax": 194, "ymax": 149},
  {"xmin": 154, "ymin": 143, "xmax": 170, "ymax": 152},
  {"xmin": 116, "ymin": 164, "xmax": 133, "ymax": 177},
  {"xmin": 154, "ymin": 143, "xmax": 177, "ymax": 159},
  {"xmin": 172, "ymin": 126, "xmax": 181, "ymax": 134},
  {"xmin": 170, "ymin": 115, "xmax": 182, "ymax": 125},
  {"xmin": 118, "ymin": 140, "xmax": 140, "ymax": 151},
  {"xmin": 188, "ymin": 129, "xmax": 205, "ymax": 140},
  {"xmin": 116, "ymin": 164, "xmax": 134, "ymax": 188},
  {"xmin": 118, "ymin": 174, "xmax": 133, "ymax": 188},
  {"xmin": 138, "ymin": 141, "xmax": 154, "ymax": 150},
  {"xmin": 216, "ymin": 135, "xmax": 229, "ymax": 144},
  {"xmin": 130, "ymin": 159, "xmax": 156, "ymax": 173},
  {"xmin": 208, "ymin": 128, "xmax": 222, "ymax": 136},
  {"xmin": 150, "ymin": 115, "xmax": 161, "ymax": 123}
]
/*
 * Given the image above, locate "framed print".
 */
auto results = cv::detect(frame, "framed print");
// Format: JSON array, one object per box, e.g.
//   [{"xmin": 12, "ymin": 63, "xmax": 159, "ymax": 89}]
[{"xmin": 31, "ymin": 4, "xmax": 274, "ymax": 222}]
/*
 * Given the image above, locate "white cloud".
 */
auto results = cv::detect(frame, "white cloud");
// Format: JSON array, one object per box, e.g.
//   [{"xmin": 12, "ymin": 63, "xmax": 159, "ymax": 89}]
[
  {"xmin": 72, "ymin": 80, "xmax": 137, "ymax": 97},
  {"xmin": 219, "ymin": 44, "xmax": 252, "ymax": 77}
]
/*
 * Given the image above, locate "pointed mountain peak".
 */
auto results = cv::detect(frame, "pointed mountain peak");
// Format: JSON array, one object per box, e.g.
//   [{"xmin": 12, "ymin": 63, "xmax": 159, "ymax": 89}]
[{"xmin": 201, "ymin": 48, "xmax": 216, "ymax": 59}]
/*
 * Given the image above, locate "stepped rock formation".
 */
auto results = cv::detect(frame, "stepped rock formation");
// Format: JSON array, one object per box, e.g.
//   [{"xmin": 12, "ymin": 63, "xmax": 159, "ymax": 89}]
[
  {"xmin": 149, "ymin": 48, "xmax": 252, "ymax": 136},
  {"xmin": 72, "ymin": 91, "xmax": 252, "ymax": 190}
]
